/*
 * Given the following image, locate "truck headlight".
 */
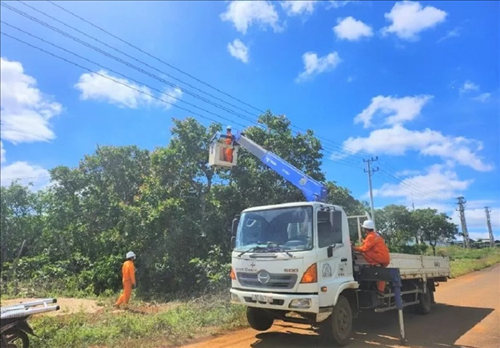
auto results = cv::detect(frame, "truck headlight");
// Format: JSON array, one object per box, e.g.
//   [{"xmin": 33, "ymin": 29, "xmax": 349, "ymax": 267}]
[{"xmin": 289, "ymin": 298, "xmax": 311, "ymax": 309}]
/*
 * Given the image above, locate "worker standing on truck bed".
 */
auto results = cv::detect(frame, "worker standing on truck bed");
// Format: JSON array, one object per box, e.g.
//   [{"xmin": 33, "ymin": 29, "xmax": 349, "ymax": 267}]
[
  {"xmin": 115, "ymin": 251, "xmax": 137, "ymax": 308},
  {"xmin": 353, "ymin": 220, "xmax": 390, "ymax": 295}
]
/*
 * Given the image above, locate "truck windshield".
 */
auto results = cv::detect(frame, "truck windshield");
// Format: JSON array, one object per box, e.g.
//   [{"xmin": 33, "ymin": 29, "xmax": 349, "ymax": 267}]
[{"xmin": 235, "ymin": 206, "xmax": 313, "ymax": 252}]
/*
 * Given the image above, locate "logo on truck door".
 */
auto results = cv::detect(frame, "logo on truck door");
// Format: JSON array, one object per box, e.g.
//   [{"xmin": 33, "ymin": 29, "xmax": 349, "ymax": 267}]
[{"xmin": 322, "ymin": 263, "xmax": 333, "ymax": 278}]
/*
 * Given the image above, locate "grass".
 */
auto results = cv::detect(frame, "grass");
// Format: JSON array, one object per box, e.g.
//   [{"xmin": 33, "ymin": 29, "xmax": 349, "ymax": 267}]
[
  {"xmin": 432, "ymin": 246, "xmax": 500, "ymax": 278},
  {"xmin": 28, "ymin": 294, "xmax": 247, "ymax": 348}
]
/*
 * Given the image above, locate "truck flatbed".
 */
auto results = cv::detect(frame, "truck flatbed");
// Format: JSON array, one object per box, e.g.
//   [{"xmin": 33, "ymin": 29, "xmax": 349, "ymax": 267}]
[{"xmin": 354, "ymin": 252, "xmax": 450, "ymax": 280}]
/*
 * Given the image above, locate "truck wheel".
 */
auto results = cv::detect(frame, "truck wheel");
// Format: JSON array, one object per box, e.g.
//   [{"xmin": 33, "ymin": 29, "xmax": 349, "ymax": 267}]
[
  {"xmin": 246, "ymin": 307, "xmax": 274, "ymax": 331},
  {"xmin": 415, "ymin": 288, "xmax": 432, "ymax": 315},
  {"xmin": 322, "ymin": 295, "xmax": 352, "ymax": 346}
]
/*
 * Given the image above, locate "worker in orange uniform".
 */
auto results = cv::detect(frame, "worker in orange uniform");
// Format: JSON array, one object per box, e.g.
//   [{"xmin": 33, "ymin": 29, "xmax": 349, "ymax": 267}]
[
  {"xmin": 353, "ymin": 220, "xmax": 390, "ymax": 296},
  {"xmin": 115, "ymin": 251, "xmax": 137, "ymax": 308},
  {"xmin": 225, "ymin": 125, "xmax": 234, "ymax": 163}
]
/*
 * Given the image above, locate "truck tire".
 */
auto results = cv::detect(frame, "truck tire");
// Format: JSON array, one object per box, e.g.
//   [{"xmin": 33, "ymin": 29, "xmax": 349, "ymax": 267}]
[
  {"xmin": 321, "ymin": 295, "xmax": 352, "ymax": 346},
  {"xmin": 246, "ymin": 307, "xmax": 274, "ymax": 331},
  {"xmin": 415, "ymin": 287, "xmax": 432, "ymax": 315}
]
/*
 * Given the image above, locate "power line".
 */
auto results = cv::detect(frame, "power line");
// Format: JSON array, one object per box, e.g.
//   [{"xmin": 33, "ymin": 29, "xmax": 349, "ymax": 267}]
[
  {"xmin": 1, "ymin": 30, "xmax": 456, "ymax": 205},
  {"xmin": 0, "ymin": 31, "xmax": 242, "ymax": 128},
  {"xmin": 0, "ymin": 30, "xmax": 364, "ymax": 178},
  {"xmin": 1, "ymin": 2, "xmax": 259, "ymax": 128},
  {"xmin": 2, "ymin": 2, "xmax": 365, "ymax": 168},
  {"xmin": 15, "ymin": 0, "xmax": 260, "ymax": 123},
  {"xmin": 46, "ymin": 0, "xmax": 264, "ymax": 114},
  {"xmin": 2, "ymin": 2, "xmax": 442, "ymax": 197},
  {"xmin": 1, "ymin": 21, "xmax": 249, "ymax": 129},
  {"xmin": 22, "ymin": 1, "xmax": 378, "ymax": 162},
  {"xmin": 376, "ymin": 167, "xmax": 453, "ymax": 201}
]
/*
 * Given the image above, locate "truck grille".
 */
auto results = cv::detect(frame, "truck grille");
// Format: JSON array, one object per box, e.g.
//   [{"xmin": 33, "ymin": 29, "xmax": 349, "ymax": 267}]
[{"xmin": 237, "ymin": 272, "xmax": 298, "ymax": 289}]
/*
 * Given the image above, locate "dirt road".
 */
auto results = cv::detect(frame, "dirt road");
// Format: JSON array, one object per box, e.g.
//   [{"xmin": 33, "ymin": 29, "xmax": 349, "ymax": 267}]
[{"xmin": 182, "ymin": 264, "xmax": 500, "ymax": 348}]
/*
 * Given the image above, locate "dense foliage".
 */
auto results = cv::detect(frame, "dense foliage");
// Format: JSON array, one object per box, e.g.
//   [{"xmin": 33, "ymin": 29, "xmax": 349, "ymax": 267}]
[{"xmin": 0, "ymin": 113, "xmax": 457, "ymax": 298}]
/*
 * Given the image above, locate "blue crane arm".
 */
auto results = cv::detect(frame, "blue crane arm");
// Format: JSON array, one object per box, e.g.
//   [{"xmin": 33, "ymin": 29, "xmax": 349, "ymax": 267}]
[{"xmin": 220, "ymin": 129, "xmax": 328, "ymax": 202}]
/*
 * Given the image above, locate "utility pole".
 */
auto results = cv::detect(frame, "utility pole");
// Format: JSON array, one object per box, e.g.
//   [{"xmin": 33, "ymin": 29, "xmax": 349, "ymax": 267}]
[
  {"xmin": 456, "ymin": 196, "xmax": 470, "ymax": 249},
  {"xmin": 485, "ymin": 207, "xmax": 494, "ymax": 247},
  {"xmin": 364, "ymin": 157, "xmax": 379, "ymax": 229}
]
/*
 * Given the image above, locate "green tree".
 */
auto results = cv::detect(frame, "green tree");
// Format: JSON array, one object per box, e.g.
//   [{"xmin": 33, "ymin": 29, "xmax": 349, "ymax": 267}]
[
  {"xmin": 0, "ymin": 182, "xmax": 45, "ymax": 264},
  {"xmin": 376, "ymin": 205, "xmax": 415, "ymax": 247},
  {"xmin": 1, "ymin": 113, "xmax": 369, "ymax": 297},
  {"xmin": 412, "ymin": 208, "xmax": 457, "ymax": 255}
]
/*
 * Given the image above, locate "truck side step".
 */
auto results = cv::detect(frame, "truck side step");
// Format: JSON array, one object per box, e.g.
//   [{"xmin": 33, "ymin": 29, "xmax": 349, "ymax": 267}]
[
  {"xmin": 375, "ymin": 300, "xmax": 419, "ymax": 313},
  {"xmin": 378, "ymin": 288, "xmax": 420, "ymax": 299}
]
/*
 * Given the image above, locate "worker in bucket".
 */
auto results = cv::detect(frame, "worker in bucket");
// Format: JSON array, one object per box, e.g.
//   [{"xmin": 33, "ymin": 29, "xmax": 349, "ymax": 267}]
[
  {"xmin": 224, "ymin": 125, "xmax": 234, "ymax": 163},
  {"xmin": 353, "ymin": 220, "xmax": 390, "ymax": 296},
  {"xmin": 114, "ymin": 251, "xmax": 137, "ymax": 308}
]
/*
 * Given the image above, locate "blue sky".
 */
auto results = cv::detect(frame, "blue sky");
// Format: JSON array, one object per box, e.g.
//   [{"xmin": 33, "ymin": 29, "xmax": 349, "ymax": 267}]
[{"xmin": 1, "ymin": 1, "xmax": 499, "ymax": 239}]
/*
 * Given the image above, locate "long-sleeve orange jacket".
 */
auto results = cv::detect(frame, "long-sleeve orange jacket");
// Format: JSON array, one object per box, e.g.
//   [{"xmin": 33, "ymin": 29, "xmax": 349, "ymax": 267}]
[
  {"xmin": 121, "ymin": 260, "xmax": 136, "ymax": 284},
  {"xmin": 353, "ymin": 231, "xmax": 390, "ymax": 265}
]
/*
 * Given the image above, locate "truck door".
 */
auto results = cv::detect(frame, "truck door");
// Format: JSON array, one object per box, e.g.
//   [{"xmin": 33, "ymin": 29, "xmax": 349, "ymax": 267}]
[{"xmin": 316, "ymin": 209, "xmax": 352, "ymax": 307}]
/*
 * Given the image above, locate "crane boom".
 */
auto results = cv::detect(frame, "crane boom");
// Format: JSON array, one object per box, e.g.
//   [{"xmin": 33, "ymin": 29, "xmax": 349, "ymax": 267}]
[{"xmin": 211, "ymin": 129, "xmax": 328, "ymax": 202}]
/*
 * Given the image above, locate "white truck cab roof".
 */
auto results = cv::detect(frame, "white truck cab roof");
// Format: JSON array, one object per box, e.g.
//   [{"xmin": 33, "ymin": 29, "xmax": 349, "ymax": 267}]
[{"xmin": 242, "ymin": 201, "xmax": 344, "ymax": 213}]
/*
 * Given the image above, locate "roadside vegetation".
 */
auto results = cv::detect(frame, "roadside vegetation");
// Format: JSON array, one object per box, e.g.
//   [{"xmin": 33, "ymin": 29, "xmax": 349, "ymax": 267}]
[
  {"xmin": 27, "ymin": 294, "xmax": 247, "ymax": 348},
  {"xmin": 433, "ymin": 246, "xmax": 500, "ymax": 278}
]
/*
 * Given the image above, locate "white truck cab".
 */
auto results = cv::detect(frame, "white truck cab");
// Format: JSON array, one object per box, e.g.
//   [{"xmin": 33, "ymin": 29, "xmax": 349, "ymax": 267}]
[{"xmin": 230, "ymin": 201, "xmax": 358, "ymax": 344}]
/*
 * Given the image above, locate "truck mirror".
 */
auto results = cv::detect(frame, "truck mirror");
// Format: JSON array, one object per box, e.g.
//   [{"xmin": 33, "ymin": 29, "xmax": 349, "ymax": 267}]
[
  {"xmin": 231, "ymin": 216, "xmax": 240, "ymax": 236},
  {"xmin": 231, "ymin": 236, "xmax": 236, "ymax": 249}
]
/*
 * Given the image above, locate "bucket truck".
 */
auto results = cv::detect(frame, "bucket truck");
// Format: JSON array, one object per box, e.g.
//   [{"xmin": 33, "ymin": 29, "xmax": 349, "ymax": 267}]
[{"xmin": 209, "ymin": 128, "xmax": 450, "ymax": 346}]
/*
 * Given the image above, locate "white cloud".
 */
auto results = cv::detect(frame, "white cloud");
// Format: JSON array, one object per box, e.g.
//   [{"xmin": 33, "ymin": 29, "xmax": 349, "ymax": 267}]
[
  {"xmin": 1, "ymin": 141, "xmax": 5, "ymax": 163},
  {"xmin": 333, "ymin": 17, "xmax": 373, "ymax": 41},
  {"xmin": 1, "ymin": 57, "xmax": 62, "ymax": 144},
  {"xmin": 1, "ymin": 161, "xmax": 51, "ymax": 191},
  {"xmin": 75, "ymin": 70, "xmax": 157, "ymax": 109},
  {"xmin": 472, "ymin": 93, "xmax": 491, "ymax": 103},
  {"xmin": 162, "ymin": 87, "xmax": 183, "ymax": 110},
  {"xmin": 396, "ymin": 169, "xmax": 421, "ymax": 178},
  {"xmin": 343, "ymin": 125, "xmax": 494, "ymax": 172},
  {"xmin": 354, "ymin": 95, "xmax": 432, "ymax": 128},
  {"xmin": 328, "ymin": 1, "xmax": 354, "ymax": 9},
  {"xmin": 459, "ymin": 80, "xmax": 480, "ymax": 95},
  {"xmin": 281, "ymin": 1, "xmax": 318, "ymax": 16},
  {"xmin": 227, "ymin": 39, "xmax": 249, "ymax": 63},
  {"xmin": 437, "ymin": 27, "xmax": 460, "ymax": 43},
  {"xmin": 220, "ymin": 1, "xmax": 281, "ymax": 34},
  {"xmin": 296, "ymin": 51, "xmax": 342, "ymax": 82},
  {"xmin": 374, "ymin": 164, "xmax": 473, "ymax": 202},
  {"xmin": 382, "ymin": 1, "xmax": 447, "ymax": 41}
]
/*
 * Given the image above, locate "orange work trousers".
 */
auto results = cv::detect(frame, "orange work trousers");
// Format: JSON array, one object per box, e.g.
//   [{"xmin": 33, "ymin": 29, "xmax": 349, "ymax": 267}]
[
  {"xmin": 225, "ymin": 148, "xmax": 233, "ymax": 163},
  {"xmin": 364, "ymin": 253, "xmax": 390, "ymax": 293},
  {"xmin": 115, "ymin": 280, "xmax": 133, "ymax": 306}
]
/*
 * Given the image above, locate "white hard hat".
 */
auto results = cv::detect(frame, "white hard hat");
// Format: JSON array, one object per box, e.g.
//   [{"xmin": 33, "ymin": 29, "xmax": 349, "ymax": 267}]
[
  {"xmin": 362, "ymin": 220, "xmax": 375, "ymax": 230},
  {"xmin": 226, "ymin": 125, "xmax": 232, "ymax": 130},
  {"xmin": 126, "ymin": 251, "xmax": 136, "ymax": 259}
]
